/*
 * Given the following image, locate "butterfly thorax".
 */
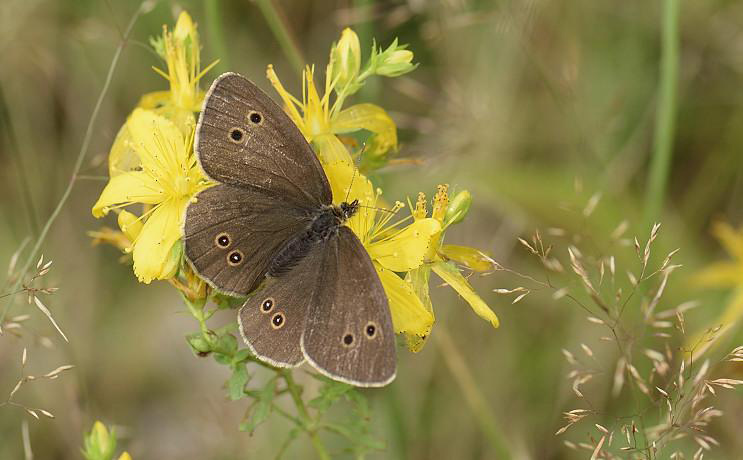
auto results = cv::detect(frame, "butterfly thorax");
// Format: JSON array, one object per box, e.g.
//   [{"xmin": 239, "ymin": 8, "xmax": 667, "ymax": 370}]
[{"xmin": 267, "ymin": 200, "xmax": 359, "ymax": 277}]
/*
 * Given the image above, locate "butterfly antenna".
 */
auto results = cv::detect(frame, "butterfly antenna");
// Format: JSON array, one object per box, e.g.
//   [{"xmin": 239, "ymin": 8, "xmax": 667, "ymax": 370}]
[
  {"xmin": 344, "ymin": 142, "xmax": 365, "ymax": 204},
  {"xmin": 345, "ymin": 144, "xmax": 396, "ymax": 215}
]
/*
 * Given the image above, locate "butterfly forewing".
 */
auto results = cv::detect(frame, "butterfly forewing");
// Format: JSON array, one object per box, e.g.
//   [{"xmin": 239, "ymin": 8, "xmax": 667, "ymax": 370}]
[
  {"xmin": 302, "ymin": 227, "xmax": 396, "ymax": 387},
  {"xmin": 237, "ymin": 243, "xmax": 326, "ymax": 367},
  {"xmin": 196, "ymin": 73, "xmax": 332, "ymax": 208},
  {"xmin": 184, "ymin": 184, "xmax": 311, "ymax": 296}
]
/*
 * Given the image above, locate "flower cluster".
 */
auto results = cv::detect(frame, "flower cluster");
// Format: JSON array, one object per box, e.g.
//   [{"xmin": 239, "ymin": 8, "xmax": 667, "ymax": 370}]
[{"xmin": 90, "ymin": 16, "xmax": 498, "ymax": 351}]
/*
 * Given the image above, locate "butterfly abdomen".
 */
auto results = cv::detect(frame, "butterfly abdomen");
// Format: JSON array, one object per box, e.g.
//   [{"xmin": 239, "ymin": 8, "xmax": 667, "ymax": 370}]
[{"xmin": 268, "ymin": 207, "xmax": 342, "ymax": 277}]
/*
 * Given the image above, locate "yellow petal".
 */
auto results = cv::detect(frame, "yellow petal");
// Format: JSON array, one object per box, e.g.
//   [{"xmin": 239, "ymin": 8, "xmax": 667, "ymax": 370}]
[
  {"xmin": 108, "ymin": 122, "xmax": 140, "ymax": 177},
  {"xmin": 266, "ymin": 65, "xmax": 306, "ymax": 135},
  {"xmin": 333, "ymin": 103, "xmax": 397, "ymax": 162},
  {"xmin": 313, "ymin": 133, "xmax": 353, "ymax": 166},
  {"xmin": 376, "ymin": 265, "xmax": 433, "ymax": 337},
  {"xmin": 118, "ymin": 453, "xmax": 133, "ymax": 460},
  {"xmin": 128, "ymin": 108, "xmax": 187, "ymax": 173},
  {"xmin": 322, "ymin": 160, "xmax": 377, "ymax": 240},
  {"xmin": 92, "ymin": 172, "xmax": 164, "ymax": 217},
  {"xmin": 110, "ymin": 99, "xmax": 194, "ymax": 177},
  {"xmin": 137, "ymin": 92, "xmax": 198, "ymax": 133},
  {"xmin": 118, "ymin": 210, "xmax": 143, "ymax": 243},
  {"xmin": 404, "ymin": 265, "xmax": 434, "ymax": 352},
  {"xmin": 712, "ymin": 221, "xmax": 743, "ymax": 262},
  {"xmin": 693, "ymin": 262, "xmax": 743, "ymax": 288},
  {"xmin": 132, "ymin": 199, "xmax": 186, "ymax": 283},
  {"xmin": 440, "ymin": 244, "xmax": 496, "ymax": 272},
  {"xmin": 368, "ymin": 218, "xmax": 441, "ymax": 272},
  {"xmin": 432, "ymin": 261, "xmax": 499, "ymax": 328},
  {"xmin": 333, "ymin": 103, "xmax": 396, "ymax": 141}
]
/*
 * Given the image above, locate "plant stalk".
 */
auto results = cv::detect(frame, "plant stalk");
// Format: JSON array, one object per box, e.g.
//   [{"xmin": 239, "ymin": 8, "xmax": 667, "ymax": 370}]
[
  {"xmin": 282, "ymin": 370, "xmax": 330, "ymax": 460},
  {"xmin": 644, "ymin": 0, "xmax": 680, "ymax": 229},
  {"xmin": 254, "ymin": 0, "xmax": 305, "ymax": 74}
]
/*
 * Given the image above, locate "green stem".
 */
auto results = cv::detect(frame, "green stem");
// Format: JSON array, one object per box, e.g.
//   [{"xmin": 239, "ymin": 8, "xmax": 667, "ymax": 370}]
[
  {"xmin": 254, "ymin": 0, "xmax": 305, "ymax": 74},
  {"xmin": 282, "ymin": 370, "xmax": 330, "ymax": 460},
  {"xmin": 644, "ymin": 0, "xmax": 680, "ymax": 229},
  {"xmin": 204, "ymin": 0, "xmax": 230, "ymax": 73},
  {"xmin": 435, "ymin": 327, "xmax": 511, "ymax": 459},
  {"xmin": 0, "ymin": 1, "xmax": 147, "ymax": 328}
]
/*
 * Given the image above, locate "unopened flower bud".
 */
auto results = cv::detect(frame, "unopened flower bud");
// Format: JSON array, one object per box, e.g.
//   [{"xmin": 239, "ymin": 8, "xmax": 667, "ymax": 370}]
[{"xmin": 445, "ymin": 190, "xmax": 472, "ymax": 226}]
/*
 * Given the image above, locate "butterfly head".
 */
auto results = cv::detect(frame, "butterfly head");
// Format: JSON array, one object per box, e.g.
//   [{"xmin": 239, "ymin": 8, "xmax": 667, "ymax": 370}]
[{"xmin": 338, "ymin": 199, "xmax": 359, "ymax": 222}]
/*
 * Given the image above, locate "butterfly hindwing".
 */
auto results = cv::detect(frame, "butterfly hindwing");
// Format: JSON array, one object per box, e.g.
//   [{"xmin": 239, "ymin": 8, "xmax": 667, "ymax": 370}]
[
  {"xmin": 196, "ymin": 72, "xmax": 332, "ymax": 208},
  {"xmin": 184, "ymin": 184, "xmax": 311, "ymax": 296},
  {"xmin": 302, "ymin": 227, "xmax": 397, "ymax": 387},
  {"xmin": 237, "ymin": 243, "xmax": 326, "ymax": 367}
]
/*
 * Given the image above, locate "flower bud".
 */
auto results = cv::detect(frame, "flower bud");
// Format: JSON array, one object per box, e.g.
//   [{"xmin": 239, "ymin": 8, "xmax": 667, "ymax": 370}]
[
  {"xmin": 376, "ymin": 49, "xmax": 415, "ymax": 77},
  {"xmin": 330, "ymin": 28, "xmax": 361, "ymax": 90},
  {"xmin": 187, "ymin": 333, "xmax": 212, "ymax": 355},
  {"xmin": 444, "ymin": 190, "xmax": 472, "ymax": 227},
  {"xmin": 117, "ymin": 210, "xmax": 143, "ymax": 243},
  {"xmin": 173, "ymin": 11, "xmax": 196, "ymax": 42},
  {"xmin": 84, "ymin": 421, "xmax": 117, "ymax": 460}
]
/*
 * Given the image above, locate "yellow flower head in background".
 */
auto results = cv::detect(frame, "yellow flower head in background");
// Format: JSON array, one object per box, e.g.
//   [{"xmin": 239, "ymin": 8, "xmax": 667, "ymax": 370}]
[
  {"xmin": 109, "ymin": 11, "xmax": 216, "ymax": 177},
  {"xmin": 689, "ymin": 221, "xmax": 743, "ymax": 355},
  {"xmin": 92, "ymin": 109, "xmax": 209, "ymax": 283}
]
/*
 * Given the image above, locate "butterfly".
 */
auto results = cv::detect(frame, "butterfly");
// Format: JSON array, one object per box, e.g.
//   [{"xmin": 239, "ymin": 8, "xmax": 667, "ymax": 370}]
[{"xmin": 183, "ymin": 73, "xmax": 396, "ymax": 387}]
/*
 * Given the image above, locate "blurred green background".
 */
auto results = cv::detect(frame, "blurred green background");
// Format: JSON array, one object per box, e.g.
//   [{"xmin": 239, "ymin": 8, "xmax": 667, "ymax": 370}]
[{"xmin": 1, "ymin": 0, "xmax": 743, "ymax": 458}]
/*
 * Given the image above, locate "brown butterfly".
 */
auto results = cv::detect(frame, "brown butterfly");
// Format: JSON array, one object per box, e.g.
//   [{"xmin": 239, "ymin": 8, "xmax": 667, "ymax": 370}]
[{"xmin": 183, "ymin": 73, "xmax": 396, "ymax": 387}]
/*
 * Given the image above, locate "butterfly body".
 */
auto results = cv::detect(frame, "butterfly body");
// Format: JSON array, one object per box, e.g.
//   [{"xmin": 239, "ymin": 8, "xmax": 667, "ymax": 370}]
[
  {"xmin": 184, "ymin": 73, "xmax": 396, "ymax": 387},
  {"xmin": 268, "ymin": 200, "xmax": 359, "ymax": 277}
]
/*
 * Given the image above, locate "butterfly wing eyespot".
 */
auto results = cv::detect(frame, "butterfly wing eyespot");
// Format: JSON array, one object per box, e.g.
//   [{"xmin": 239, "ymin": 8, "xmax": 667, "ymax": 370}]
[
  {"xmin": 342, "ymin": 333, "xmax": 355, "ymax": 347},
  {"xmin": 364, "ymin": 322, "xmax": 378, "ymax": 339},
  {"xmin": 248, "ymin": 111, "xmax": 262, "ymax": 124},
  {"xmin": 229, "ymin": 128, "xmax": 245, "ymax": 143},
  {"xmin": 215, "ymin": 232, "xmax": 231, "ymax": 248},
  {"xmin": 260, "ymin": 297, "xmax": 275, "ymax": 313},
  {"xmin": 227, "ymin": 250, "xmax": 244, "ymax": 266},
  {"xmin": 271, "ymin": 312, "xmax": 285, "ymax": 329}
]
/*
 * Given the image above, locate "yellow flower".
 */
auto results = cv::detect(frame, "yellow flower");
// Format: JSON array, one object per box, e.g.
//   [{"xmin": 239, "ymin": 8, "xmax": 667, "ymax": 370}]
[
  {"xmin": 266, "ymin": 29, "xmax": 400, "ymax": 169},
  {"xmin": 92, "ymin": 109, "xmax": 209, "ymax": 283},
  {"xmin": 405, "ymin": 186, "xmax": 499, "ymax": 351},
  {"xmin": 110, "ymin": 11, "xmax": 216, "ymax": 177},
  {"xmin": 323, "ymin": 162, "xmax": 440, "ymax": 341},
  {"xmin": 688, "ymin": 221, "xmax": 743, "ymax": 355}
]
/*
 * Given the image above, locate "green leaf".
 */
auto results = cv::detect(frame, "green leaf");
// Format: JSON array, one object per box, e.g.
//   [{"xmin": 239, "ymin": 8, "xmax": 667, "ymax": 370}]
[
  {"xmin": 185, "ymin": 332, "xmax": 211, "ymax": 355},
  {"xmin": 227, "ymin": 365, "xmax": 249, "ymax": 401},
  {"xmin": 309, "ymin": 379, "xmax": 353, "ymax": 412},
  {"xmin": 232, "ymin": 349, "xmax": 254, "ymax": 364},
  {"xmin": 239, "ymin": 378, "xmax": 276, "ymax": 433}
]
